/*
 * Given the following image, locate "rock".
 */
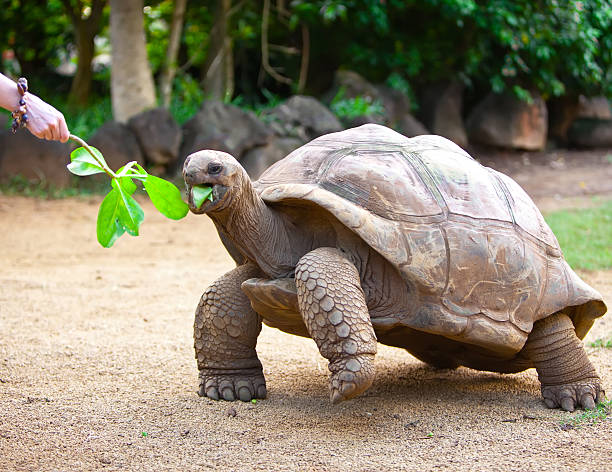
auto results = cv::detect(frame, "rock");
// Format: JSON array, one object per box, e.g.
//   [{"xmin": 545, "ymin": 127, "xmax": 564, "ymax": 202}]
[
  {"xmin": 467, "ymin": 91, "xmax": 548, "ymax": 150},
  {"xmin": 177, "ymin": 100, "xmax": 272, "ymax": 173},
  {"xmin": 328, "ymin": 70, "xmax": 427, "ymax": 133},
  {"xmin": 577, "ymin": 95, "xmax": 611, "ymax": 119},
  {"xmin": 547, "ymin": 95, "xmax": 580, "ymax": 143},
  {"xmin": 375, "ymin": 85, "xmax": 413, "ymax": 126},
  {"xmin": 567, "ymin": 118, "xmax": 612, "ymax": 148},
  {"xmin": 396, "ymin": 114, "xmax": 429, "ymax": 138},
  {"xmin": 128, "ymin": 107, "xmax": 181, "ymax": 168},
  {"xmin": 331, "ymin": 70, "xmax": 381, "ymax": 103},
  {"xmin": 241, "ymin": 137, "xmax": 303, "ymax": 180},
  {"xmin": 419, "ymin": 81, "xmax": 467, "ymax": 147},
  {"xmin": 326, "ymin": 71, "xmax": 389, "ymax": 126},
  {"xmin": 0, "ymin": 128, "xmax": 72, "ymax": 187},
  {"xmin": 262, "ymin": 95, "xmax": 342, "ymax": 141},
  {"xmin": 89, "ymin": 121, "xmax": 144, "ymax": 172}
]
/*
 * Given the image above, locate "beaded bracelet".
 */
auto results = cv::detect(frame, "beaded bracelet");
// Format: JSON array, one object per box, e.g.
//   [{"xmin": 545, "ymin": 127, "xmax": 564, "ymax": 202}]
[{"xmin": 11, "ymin": 77, "xmax": 28, "ymax": 133}]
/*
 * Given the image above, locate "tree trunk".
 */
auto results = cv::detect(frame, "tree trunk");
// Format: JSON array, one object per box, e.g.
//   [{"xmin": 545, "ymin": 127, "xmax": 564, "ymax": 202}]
[
  {"xmin": 159, "ymin": 0, "xmax": 188, "ymax": 108},
  {"xmin": 109, "ymin": 0, "xmax": 157, "ymax": 122},
  {"xmin": 69, "ymin": 25, "xmax": 96, "ymax": 106},
  {"xmin": 201, "ymin": 0, "xmax": 233, "ymax": 101},
  {"xmin": 64, "ymin": 0, "xmax": 106, "ymax": 106}
]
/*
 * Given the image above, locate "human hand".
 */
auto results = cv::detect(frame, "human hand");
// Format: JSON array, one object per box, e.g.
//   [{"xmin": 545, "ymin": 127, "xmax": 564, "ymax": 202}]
[{"xmin": 23, "ymin": 92, "xmax": 70, "ymax": 143}]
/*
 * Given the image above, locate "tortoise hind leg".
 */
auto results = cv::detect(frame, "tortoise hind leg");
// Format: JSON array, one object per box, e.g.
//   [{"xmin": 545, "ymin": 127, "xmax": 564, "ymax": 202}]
[
  {"xmin": 523, "ymin": 312, "xmax": 605, "ymax": 411},
  {"xmin": 295, "ymin": 247, "xmax": 377, "ymax": 404}
]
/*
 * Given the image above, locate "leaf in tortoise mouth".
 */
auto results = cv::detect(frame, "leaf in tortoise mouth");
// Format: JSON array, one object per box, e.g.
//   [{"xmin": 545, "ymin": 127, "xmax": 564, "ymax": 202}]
[{"xmin": 192, "ymin": 185, "xmax": 214, "ymax": 209}]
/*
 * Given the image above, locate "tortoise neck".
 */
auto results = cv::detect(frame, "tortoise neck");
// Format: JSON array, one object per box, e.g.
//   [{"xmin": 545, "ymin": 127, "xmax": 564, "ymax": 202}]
[{"xmin": 211, "ymin": 179, "xmax": 298, "ymax": 277}]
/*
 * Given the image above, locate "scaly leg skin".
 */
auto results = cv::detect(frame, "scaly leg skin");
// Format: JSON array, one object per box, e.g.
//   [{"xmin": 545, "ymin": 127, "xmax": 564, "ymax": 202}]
[
  {"xmin": 295, "ymin": 247, "xmax": 377, "ymax": 404},
  {"xmin": 194, "ymin": 263, "xmax": 267, "ymax": 402},
  {"xmin": 524, "ymin": 312, "xmax": 605, "ymax": 412}
]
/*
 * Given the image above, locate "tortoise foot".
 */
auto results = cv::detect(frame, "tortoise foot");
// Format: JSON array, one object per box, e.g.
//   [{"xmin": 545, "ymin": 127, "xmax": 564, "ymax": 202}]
[
  {"xmin": 329, "ymin": 354, "xmax": 375, "ymax": 404},
  {"xmin": 198, "ymin": 368, "xmax": 267, "ymax": 402},
  {"xmin": 541, "ymin": 380, "xmax": 605, "ymax": 412}
]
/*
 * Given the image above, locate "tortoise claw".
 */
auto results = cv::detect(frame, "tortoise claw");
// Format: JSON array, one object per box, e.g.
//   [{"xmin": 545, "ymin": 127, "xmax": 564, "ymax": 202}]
[
  {"xmin": 198, "ymin": 369, "xmax": 267, "ymax": 402},
  {"xmin": 329, "ymin": 354, "xmax": 375, "ymax": 404},
  {"xmin": 541, "ymin": 380, "xmax": 604, "ymax": 411}
]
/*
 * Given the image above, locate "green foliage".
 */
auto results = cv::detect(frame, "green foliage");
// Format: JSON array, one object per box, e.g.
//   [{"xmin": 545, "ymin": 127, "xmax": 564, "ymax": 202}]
[
  {"xmin": 0, "ymin": 0, "xmax": 610, "ymax": 126},
  {"xmin": 560, "ymin": 399, "xmax": 612, "ymax": 429},
  {"xmin": 330, "ymin": 87, "xmax": 384, "ymax": 120},
  {"xmin": 292, "ymin": 0, "xmax": 612, "ymax": 100},
  {"xmin": 67, "ymin": 137, "xmax": 188, "ymax": 248},
  {"xmin": 544, "ymin": 200, "xmax": 612, "ymax": 271},
  {"xmin": 168, "ymin": 74, "xmax": 205, "ymax": 125},
  {"xmin": 63, "ymin": 97, "xmax": 112, "ymax": 141},
  {"xmin": 143, "ymin": 1, "xmax": 174, "ymax": 75},
  {"xmin": 191, "ymin": 185, "xmax": 213, "ymax": 210},
  {"xmin": 0, "ymin": 0, "xmax": 70, "ymax": 74},
  {"xmin": 589, "ymin": 336, "xmax": 612, "ymax": 348}
]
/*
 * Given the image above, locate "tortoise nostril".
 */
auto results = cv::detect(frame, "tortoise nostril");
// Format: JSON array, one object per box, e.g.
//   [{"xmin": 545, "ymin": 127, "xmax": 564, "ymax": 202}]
[{"xmin": 185, "ymin": 169, "xmax": 197, "ymax": 182}]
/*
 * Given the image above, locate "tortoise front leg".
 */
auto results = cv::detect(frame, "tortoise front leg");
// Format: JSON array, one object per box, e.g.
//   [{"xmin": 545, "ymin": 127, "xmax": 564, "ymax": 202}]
[
  {"xmin": 523, "ymin": 312, "xmax": 605, "ymax": 411},
  {"xmin": 194, "ymin": 263, "xmax": 267, "ymax": 402},
  {"xmin": 295, "ymin": 247, "xmax": 377, "ymax": 404}
]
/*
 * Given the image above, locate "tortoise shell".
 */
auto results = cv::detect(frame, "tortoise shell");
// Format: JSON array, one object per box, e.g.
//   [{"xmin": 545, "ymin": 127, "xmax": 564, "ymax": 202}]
[{"xmin": 251, "ymin": 124, "xmax": 606, "ymax": 359}]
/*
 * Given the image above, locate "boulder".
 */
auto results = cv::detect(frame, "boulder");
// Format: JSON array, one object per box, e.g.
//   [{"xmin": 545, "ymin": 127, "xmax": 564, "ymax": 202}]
[
  {"xmin": 567, "ymin": 118, "xmax": 612, "ymax": 148},
  {"xmin": 547, "ymin": 95, "xmax": 580, "ymax": 143},
  {"xmin": 577, "ymin": 96, "xmax": 611, "ymax": 119},
  {"xmin": 396, "ymin": 114, "xmax": 429, "ymax": 138},
  {"xmin": 375, "ymin": 85, "xmax": 413, "ymax": 126},
  {"xmin": 327, "ymin": 71, "xmax": 391, "ymax": 125},
  {"xmin": 419, "ymin": 81, "xmax": 468, "ymax": 147},
  {"xmin": 240, "ymin": 137, "xmax": 303, "ymax": 180},
  {"xmin": 177, "ymin": 100, "xmax": 272, "ymax": 173},
  {"xmin": 327, "ymin": 70, "xmax": 426, "ymax": 132},
  {"xmin": 262, "ymin": 95, "xmax": 342, "ymax": 141},
  {"xmin": 89, "ymin": 121, "xmax": 144, "ymax": 172},
  {"xmin": 467, "ymin": 91, "xmax": 548, "ymax": 150},
  {"xmin": 0, "ymin": 128, "xmax": 72, "ymax": 187},
  {"xmin": 330, "ymin": 70, "xmax": 381, "ymax": 103},
  {"xmin": 128, "ymin": 107, "xmax": 181, "ymax": 168}
]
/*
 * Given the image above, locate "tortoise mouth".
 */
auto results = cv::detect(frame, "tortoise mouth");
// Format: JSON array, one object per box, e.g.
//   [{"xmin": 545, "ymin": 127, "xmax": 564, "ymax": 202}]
[{"xmin": 186, "ymin": 183, "xmax": 229, "ymax": 214}]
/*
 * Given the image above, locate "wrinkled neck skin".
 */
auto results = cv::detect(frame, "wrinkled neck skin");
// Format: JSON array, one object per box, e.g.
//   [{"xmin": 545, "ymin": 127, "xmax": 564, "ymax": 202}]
[{"xmin": 208, "ymin": 178, "xmax": 298, "ymax": 278}]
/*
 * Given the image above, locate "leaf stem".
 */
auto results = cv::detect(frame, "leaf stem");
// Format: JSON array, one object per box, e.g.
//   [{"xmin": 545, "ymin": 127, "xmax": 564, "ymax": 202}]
[{"xmin": 69, "ymin": 134, "xmax": 116, "ymax": 178}]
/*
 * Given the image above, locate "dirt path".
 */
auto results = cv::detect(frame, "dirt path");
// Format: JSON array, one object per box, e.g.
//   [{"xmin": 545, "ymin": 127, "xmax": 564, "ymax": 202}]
[{"xmin": 1, "ymin": 151, "xmax": 612, "ymax": 471}]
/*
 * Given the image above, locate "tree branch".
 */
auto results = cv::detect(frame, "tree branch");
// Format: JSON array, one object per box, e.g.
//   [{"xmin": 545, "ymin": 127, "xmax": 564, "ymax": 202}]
[
  {"xmin": 261, "ymin": 0, "xmax": 292, "ymax": 85},
  {"xmin": 297, "ymin": 23, "xmax": 310, "ymax": 94}
]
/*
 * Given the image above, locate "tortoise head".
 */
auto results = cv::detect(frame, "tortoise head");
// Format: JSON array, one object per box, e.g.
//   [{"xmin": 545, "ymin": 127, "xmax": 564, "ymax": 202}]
[{"xmin": 183, "ymin": 150, "xmax": 251, "ymax": 214}]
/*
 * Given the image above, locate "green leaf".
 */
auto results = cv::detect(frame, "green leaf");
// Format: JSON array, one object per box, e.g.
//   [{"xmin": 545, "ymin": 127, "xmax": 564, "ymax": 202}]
[
  {"xmin": 67, "ymin": 146, "xmax": 106, "ymax": 176},
  {"xmin": 111, "ymin": 179, "xmax": 144, "ymax": 236},
  {"xmin": 96, "ymin": 188, "xmax": 125, "ymax": 248},
  {"xmin": 143, "ymin": 175, "xmax": 189, "ymax": 220},
  {"xmin": 192, "ymin": 185, "xmax": 214, "ymax": 209}
]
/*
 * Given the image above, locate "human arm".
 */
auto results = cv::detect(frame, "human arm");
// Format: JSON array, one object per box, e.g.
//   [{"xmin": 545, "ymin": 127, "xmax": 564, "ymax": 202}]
[{"xmin": 0, "ymin": 74, "xmax": 69, "ymax": 142}]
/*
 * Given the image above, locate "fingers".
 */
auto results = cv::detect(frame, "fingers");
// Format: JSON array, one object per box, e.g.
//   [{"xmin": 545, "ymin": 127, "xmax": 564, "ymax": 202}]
[
  {"xmin": 22, "ymin": 92, "xmax": 69, "ymax": 142},
  {"xmin": 58, "ymin": 116, "xmax": 70, "ymax": 143}
]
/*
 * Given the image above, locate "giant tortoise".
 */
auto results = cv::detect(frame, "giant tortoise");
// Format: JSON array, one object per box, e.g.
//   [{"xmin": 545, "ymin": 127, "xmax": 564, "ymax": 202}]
[{"xmin": 183, "ymin": 124, "xmax": 607, "ymax": 411}]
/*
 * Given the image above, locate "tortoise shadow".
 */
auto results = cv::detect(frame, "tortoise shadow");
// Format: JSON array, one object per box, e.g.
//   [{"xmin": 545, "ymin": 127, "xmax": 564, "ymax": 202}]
[{"xmin": 262, "ymin": 361, "xmax": 543, "ymax": 431}]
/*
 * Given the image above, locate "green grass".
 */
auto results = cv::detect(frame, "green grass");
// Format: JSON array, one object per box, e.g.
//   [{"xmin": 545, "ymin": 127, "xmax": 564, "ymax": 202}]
[
  {"xmin": 544, "ymin": 199, "xmax": 612, "ymax": 271},
  {"xmin": 559, "ymin": 399, "xmax": 612, "ymax": 429},
  {"xmin": 589, "ymin": 336, "xmax": 612, "ymax": 349},
  {"xmin": 0, "ymin": 174, "xmax": 110, "ymax": 199}
]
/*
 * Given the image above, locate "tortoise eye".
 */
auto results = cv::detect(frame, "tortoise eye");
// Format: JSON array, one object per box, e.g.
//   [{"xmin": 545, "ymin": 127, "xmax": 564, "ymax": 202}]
[{"xmin": 207, "ymin": 162, "xmax": 223, "ymax": 175}]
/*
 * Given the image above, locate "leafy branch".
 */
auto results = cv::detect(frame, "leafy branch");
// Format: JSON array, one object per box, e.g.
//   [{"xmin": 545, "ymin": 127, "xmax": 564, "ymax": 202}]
[{"xmin": 67, "ymin": 134, "xmax": 189, "ymax": 248}]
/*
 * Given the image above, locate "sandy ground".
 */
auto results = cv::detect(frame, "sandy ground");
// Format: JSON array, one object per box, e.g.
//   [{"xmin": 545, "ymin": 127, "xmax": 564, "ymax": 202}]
[{"xmin": 1, "ymin": 151, "xmax": 612, "ymax": 471}]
